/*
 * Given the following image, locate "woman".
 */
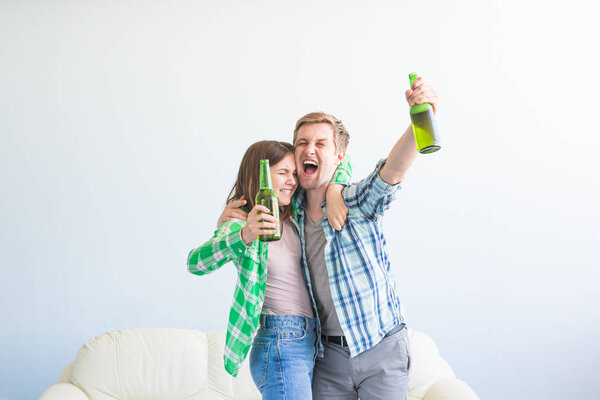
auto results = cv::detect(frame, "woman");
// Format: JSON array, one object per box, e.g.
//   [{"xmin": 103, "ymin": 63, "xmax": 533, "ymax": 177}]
[{"xmin": 187, "ymin": 140, "xmax": 350, "ymax": 399}]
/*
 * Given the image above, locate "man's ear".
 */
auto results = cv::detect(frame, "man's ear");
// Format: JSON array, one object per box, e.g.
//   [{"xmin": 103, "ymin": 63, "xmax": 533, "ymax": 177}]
[{"xmin": 336, "ymin": 150, "xmax": 345, "ymax": 165}]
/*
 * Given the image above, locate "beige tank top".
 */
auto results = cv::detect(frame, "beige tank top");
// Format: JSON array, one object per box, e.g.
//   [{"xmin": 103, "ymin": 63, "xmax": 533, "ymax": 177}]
[{"xmin": 261, "ymin": 219, "xmax": 314, "ymax": 317}]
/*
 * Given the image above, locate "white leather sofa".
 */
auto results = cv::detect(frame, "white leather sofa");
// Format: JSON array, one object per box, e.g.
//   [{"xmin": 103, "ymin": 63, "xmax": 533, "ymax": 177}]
[{"xmin": 39, "ymin": 328, "xmax": 479, "ymax": 400}]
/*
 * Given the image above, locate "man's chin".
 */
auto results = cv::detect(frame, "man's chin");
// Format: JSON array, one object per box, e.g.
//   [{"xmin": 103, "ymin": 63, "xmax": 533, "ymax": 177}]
[
  {"xmin": 299, "ymin": 177, "xmax": 326, "ymax": 191},
  {"xmin": 299, "ymin": 180, "xmax": 317, "ymax": 190}
]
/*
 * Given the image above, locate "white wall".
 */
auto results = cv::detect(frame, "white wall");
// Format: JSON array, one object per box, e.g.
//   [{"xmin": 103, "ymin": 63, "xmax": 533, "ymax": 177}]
[{"xmin": 1, "ymin": 1, "xmax": 599, "ymax": 399}]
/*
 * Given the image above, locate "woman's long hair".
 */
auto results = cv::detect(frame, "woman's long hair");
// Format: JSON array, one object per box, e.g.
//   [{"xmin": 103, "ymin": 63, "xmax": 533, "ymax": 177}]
[{"xmin": 227, "ymin": 140, "xmax": 295, "ymax": 222}]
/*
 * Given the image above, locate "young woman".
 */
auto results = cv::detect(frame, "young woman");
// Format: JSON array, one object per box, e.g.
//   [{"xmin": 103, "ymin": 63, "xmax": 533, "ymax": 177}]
[{"xmin": 187, "ymin": 140, "xmax": 350, "ymax": 400}]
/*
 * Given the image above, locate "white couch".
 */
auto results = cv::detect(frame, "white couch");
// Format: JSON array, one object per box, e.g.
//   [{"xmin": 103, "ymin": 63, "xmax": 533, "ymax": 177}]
[{"xmin": 39, "ymin": 328, "xmax": 479, "ymax": 400}]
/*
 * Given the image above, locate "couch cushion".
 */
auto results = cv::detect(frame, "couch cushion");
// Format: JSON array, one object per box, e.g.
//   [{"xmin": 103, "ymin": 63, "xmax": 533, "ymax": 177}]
[
  {"xmin": 407, "ymin": 329, "xmax": 456, "ymax": 399},
  {"xmin": 69, "ymin": 328, "xmax": 259, "ymax": 400}
]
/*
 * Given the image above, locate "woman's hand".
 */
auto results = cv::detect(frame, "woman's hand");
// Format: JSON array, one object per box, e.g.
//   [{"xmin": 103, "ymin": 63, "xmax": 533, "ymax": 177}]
[
  {"xmin": 326, "ymin": 183, "xmax": 348, "ymax": 231},
  {"xmin": 241, "ymin": 205, "xmax": 279, "ymax": 245},
  {"xmin": 216, "ymin": 196, "xmax": 248, "ymax": 227}
]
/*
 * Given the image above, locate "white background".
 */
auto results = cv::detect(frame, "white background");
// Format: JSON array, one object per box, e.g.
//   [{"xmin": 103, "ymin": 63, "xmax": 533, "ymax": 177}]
[{"xmin": 1, "ymin": 1, "xmax": 599, "ymax": 399}]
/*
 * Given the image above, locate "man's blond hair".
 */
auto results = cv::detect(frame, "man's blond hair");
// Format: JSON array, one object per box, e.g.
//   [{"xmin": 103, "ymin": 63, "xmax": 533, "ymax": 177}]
[{"xmin": 293, "ymin": 112, "xmax": 350, "ymax": 152}]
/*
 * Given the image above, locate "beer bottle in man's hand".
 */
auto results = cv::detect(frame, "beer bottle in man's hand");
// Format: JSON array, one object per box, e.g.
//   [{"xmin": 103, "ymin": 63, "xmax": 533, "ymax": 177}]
[{"xmin": 409, "ymin": 72, "xmax": 441, "ymax": 154}]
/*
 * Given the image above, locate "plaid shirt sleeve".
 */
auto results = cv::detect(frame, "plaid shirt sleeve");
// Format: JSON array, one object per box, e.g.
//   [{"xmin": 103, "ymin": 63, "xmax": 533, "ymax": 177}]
[
  {"xmin": 187, "ymin": 218, "xmax": 265, "ymax": 377},
  {"xmin": 344, "ymin": 158, "xmax": 400, "ymax": 219},
  {"xmin": 187, "ymin": 220, "xmax": 249, "ymax": 276}
]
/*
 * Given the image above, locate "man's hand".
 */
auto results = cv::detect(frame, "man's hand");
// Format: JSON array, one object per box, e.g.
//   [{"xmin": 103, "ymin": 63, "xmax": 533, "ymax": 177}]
[
  {"xmin": 326, "ymin": 183, "xmax": 348, "ymax": 231},
  {"xmin": 240, "ymin": 205, "xmax": 279, "ymax": 245},
  {"xmin": 216, "ymin": 196, "xmax": 248, "ymax": 227},
  {"xmin": 405, "ymin": 76, "xmax": 439, "ymax": 114}
]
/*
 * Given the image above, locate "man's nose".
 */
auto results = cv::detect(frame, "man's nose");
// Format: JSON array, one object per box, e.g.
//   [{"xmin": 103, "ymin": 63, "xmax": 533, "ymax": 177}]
[{"xmin": 305, "ymin": 143, "xmax": 316, "ymax": 154}]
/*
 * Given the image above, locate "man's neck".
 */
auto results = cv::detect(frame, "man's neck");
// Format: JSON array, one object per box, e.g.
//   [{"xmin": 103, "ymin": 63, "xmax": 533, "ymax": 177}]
[{"xmin": 305, "ymin": 184, "xmax": 327, "ymax": 222}]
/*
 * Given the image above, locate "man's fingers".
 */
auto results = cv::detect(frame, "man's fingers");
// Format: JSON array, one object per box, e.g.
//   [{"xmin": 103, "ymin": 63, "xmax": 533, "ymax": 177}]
[
  {"xmin": 228, "ymin": 198, "xmax": 247, "ymax": 209},
  {"xmin": 411, "ymin": 76, "xmax": 423, "ymax": 89},
  {"xmin": 408, "ymin": 91, "xmax": 438, "ymax": 107},
  {"xmin": 231, "ymin": 210, "xmax": 248, "ymax": 220}
]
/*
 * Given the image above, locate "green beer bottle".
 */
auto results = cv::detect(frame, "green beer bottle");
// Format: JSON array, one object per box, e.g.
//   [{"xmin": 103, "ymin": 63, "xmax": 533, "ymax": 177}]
[
  {"xmin": 409, "ymin": 72, "xmax": 440, "ymax": 154},
  {"xmin": 255, "ymin": 159, "xmax": 281, "ymax": 242}
]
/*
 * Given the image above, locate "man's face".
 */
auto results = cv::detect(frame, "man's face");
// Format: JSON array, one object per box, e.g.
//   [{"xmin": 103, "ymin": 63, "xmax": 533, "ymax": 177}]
[{"xmin": 294, "ymin": 123, "xmax": 344, "ymax": 191}]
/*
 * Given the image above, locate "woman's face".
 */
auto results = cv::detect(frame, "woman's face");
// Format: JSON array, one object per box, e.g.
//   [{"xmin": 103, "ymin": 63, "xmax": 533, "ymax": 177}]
[{"xmin": 270, "ymin": 153, "xmax": 297, "ymax": 206}]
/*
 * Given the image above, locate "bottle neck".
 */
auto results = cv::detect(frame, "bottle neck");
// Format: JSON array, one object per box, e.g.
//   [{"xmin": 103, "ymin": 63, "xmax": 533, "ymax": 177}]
[
  {"xmin": 259, "ymin": 161, "xmax": 272, "ymax": 189},
  {"xmin": 409, "ymin": 72, "xmax": 418, "ymax": 87},
  {"xmin": 408, "ymin": 72, "xmax": 432, "ymax": 114}
]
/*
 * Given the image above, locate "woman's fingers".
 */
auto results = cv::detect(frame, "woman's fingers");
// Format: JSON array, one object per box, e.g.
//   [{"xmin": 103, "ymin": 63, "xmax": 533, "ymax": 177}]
[
  {"xmin": 258, "ymin": 214, "xmax": 277, "ymax": 224},
  {"xmin": 258, "ymin": 221, "xmax": 278, "ymax": 230},
  {"xmin": 252, "ymin": 205, "xmax": 272, "ymax": 214},
  {"xmin": 257, "ymin": 230, "xmax": 277, "ymax": 235}
]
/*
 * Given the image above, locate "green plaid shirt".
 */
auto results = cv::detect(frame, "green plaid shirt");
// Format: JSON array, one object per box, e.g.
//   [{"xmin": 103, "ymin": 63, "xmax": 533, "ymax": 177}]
[
  {"xmin": 188, "ymin": 220, "xmax": 266, "ymax": 376},
  {"xmin": 187, "ymin": 156, "xmax": 351, "ymax": 377}
]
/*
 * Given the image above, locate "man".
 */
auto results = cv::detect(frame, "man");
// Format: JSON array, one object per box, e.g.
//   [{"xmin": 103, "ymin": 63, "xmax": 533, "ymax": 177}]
[{"xmin": 221, "ymin": 77, "xmax": 439, "ymax": 399}]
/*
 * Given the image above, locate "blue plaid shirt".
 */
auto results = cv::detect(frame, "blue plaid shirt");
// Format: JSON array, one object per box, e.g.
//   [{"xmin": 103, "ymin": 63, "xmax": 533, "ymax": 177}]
[{"xmin": 295, "ymin": 159, "xmax": 405, "ymax": 357}]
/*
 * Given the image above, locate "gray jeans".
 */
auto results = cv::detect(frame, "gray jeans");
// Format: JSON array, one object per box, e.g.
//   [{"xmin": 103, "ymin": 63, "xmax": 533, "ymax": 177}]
[{"xmin": 312, "ymin": 326, "xmax": 411, "ymax": 400}]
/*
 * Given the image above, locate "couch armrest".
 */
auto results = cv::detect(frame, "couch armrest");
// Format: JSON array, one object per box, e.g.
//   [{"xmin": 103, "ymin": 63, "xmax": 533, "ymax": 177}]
[
  {"xmin": 38, "ymin": 383, "xmax": 89, "ymax": 400},
  {"xmin": 423, "ymin": 377, "xmax": 480, "ymax": 400}
]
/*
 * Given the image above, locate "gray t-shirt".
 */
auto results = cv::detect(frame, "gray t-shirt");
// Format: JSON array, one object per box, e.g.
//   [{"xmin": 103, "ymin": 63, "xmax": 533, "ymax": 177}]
[{"xmin": 304, "ymin": 214, "xmax": 344, "ymax": 335}]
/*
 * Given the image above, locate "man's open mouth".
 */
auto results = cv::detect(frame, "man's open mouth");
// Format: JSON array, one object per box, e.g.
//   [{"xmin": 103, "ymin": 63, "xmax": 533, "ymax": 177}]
[{"xmin": 303, "ymin": 160, "xmax": 318, "ymax": 176}]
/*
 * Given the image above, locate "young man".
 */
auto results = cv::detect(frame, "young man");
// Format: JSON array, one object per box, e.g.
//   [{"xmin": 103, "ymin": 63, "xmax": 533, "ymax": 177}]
[
  {"xmin": 220, "ymin": 78, "xmax": 439, "ymax": 399},
  {"xmin": 294, "ymin": 77, "xmax": 439, "ymax": 400}
]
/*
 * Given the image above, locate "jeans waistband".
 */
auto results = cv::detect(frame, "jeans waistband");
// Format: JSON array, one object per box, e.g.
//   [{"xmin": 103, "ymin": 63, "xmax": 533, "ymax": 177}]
[{"xmin": 259, "ymin": 315, "xmax": 316, "ymax": 329}]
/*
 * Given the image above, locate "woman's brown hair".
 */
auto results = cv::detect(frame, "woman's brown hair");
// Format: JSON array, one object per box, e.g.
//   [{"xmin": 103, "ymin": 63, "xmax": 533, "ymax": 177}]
[{"xmin": 227, "ymin": 140, "xmax": 295, "ymax": 222}]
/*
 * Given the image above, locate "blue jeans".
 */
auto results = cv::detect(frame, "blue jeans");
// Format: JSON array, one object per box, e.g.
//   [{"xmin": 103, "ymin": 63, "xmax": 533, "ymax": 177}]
[{"xmin": 249, "ymin": 315, "xmax": 317, "ymax": 400}]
